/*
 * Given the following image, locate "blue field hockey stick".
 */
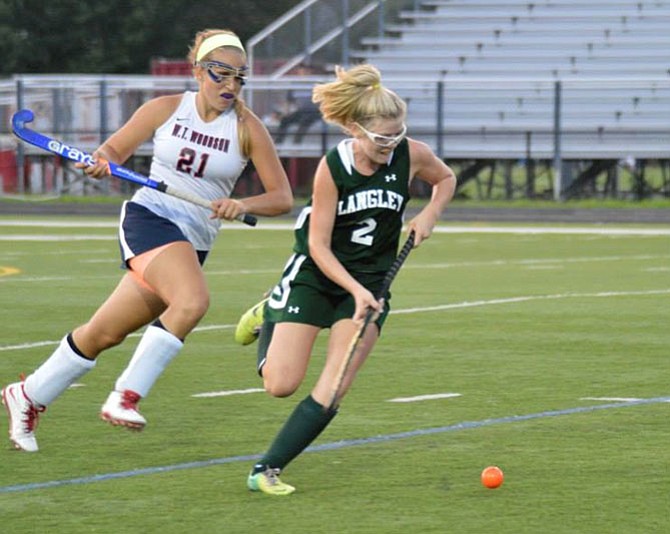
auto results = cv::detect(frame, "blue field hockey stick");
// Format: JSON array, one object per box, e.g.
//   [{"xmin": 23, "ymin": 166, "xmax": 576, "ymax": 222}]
[{"xmin": 11, "ymin": 109, "xmax": 257, "ymax": 226}]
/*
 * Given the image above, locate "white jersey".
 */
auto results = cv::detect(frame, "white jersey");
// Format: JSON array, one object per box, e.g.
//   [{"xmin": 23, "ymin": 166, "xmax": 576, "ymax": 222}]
[{"xmin": 132, "ymin": 91, "xmax": 247, "ymax": 250}]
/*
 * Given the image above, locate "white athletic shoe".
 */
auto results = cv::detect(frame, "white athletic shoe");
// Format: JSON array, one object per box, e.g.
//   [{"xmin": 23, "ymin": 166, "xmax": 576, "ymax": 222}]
[
  {"xmin": 2, "ymin": 381, "xmax": 45, "ymax": 452},
  {"xmin": 100, "ymin": 390, "xmax": 146, "ymax": 430}
]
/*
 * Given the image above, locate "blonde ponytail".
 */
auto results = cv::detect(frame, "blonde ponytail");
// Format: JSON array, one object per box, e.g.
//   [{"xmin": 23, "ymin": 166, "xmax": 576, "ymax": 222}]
[{"xmin": 312, "ymin": 64, "xmax": 406, "ymax": 128}]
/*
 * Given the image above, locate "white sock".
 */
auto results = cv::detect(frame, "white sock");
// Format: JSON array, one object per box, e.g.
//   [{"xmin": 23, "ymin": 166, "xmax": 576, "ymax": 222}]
[
  {"xmin": 24, "ymin": 335, "xmax": 96, "ymax": 406},
  {"xmin": 114, "ymin": 325, "xmax": 183, "ymax": 398}
]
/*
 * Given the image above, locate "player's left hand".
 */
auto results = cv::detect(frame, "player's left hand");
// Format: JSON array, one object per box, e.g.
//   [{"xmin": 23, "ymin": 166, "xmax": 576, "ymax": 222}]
[
  {"xmin": 210, "ymin": 198, "xmax": 246, "ymax": 221},
  {"xmin": 407, "ymin": 217, "xmax": 434, "ymax": 247}
]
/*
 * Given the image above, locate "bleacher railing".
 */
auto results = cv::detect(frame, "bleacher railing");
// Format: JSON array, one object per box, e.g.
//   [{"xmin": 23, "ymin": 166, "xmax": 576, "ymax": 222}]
[
  {"xmin": 246, "ymin": 0, "xmax": 419, "ymax": 79},
  {"xmin": 1, "ymin": 74, "xmax": 668, "ymax": 199}
]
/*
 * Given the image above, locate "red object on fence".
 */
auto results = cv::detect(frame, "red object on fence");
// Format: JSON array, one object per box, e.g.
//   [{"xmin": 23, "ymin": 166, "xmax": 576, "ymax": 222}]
[
  {"xmin": 150, "ymin": 58, "xmax": 192, "ymax": 76},
  {"xmin": 0, "ymin": 149, "xmax": 17, "ymax": 193}
]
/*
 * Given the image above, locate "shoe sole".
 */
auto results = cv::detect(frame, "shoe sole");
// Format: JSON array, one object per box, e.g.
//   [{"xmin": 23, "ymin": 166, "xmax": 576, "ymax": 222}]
[
  {"xmin": 248, "ymin": 486, "xmax": 295, "ymax": 496},
  {"xmin": 100, "ymin": 412, "xmax": 145, "ymax": 431}
]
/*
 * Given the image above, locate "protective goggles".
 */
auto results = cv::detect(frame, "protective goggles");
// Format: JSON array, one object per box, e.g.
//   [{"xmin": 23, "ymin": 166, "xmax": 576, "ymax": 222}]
[
  {"xmin": 198, "ymin": 61, "xmax": 248, "ymax": 85},
  {"xmin": 356, "ymin": 122, "xmax": 407, "ymax": 148}
]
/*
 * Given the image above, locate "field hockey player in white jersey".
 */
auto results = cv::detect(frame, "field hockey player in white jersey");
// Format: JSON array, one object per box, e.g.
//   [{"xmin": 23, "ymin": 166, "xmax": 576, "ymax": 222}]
[{"xmin": 1, "ymin": 28, "xmax": 293, "ymax": 452}]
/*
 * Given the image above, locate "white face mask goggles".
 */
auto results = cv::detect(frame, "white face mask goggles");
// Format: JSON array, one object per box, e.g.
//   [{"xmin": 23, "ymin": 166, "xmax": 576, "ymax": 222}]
[
  {"xmin": 198, "ymin": 60, "xmax": 248, "ymax": 86},
  {"xmin": 356, "ymin": 122, "xmax": 407, "ymax": 147}
]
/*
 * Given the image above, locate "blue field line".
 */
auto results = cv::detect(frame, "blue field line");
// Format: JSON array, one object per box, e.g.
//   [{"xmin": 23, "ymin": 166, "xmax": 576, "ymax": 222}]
[{"xmin": 1, "ymin": 396, "xmax": 668, "ymax": 495}]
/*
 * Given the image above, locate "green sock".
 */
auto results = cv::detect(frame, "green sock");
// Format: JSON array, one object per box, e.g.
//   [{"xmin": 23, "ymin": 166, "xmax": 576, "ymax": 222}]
[{"xmin": 253, "ymin": 395, "xmax": 337, "ymax": 473}]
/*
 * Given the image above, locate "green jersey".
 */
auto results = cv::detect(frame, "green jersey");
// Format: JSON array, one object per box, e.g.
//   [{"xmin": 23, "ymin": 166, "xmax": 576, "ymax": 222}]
[{"xmin": 293, "ymin": 138, "xmax": 411, "ymax": 274}]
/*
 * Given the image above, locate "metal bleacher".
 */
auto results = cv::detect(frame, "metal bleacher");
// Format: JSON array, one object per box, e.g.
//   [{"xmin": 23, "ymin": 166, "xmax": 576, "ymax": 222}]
[{"xmin": 348, "ymin": 0, "xmax": 670, "ymax": 162}]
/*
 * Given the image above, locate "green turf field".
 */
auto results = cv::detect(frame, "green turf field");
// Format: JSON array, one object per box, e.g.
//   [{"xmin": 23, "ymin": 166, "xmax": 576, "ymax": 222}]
[{"xmin": 1, "ymin": 216, "xmax": 669, "ymax": 533}]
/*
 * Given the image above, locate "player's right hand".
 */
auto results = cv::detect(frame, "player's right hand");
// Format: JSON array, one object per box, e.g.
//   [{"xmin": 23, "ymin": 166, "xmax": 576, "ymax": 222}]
[
  {"xmin": 352, "ymin": 286, "xmax": 382, "ymax": 323},
  {"xmin": 75, "ymin": 153, "xmax": 111, "ymax": 179}
]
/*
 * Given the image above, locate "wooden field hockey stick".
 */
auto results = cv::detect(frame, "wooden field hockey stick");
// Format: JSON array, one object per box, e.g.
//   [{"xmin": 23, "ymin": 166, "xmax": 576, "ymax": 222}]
[
  {"xmin": 11, "ymin": 109, "xmax": 257, "ymax": 226},
  {"xmin": 326, "ymin": 230, "xmax": 416, "ymax": 411}
]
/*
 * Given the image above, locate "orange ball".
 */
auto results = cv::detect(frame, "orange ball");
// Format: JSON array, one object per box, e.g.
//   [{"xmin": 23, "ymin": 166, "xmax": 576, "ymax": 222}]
[{"xmin": 481, "ymin": 466, "xmax": 504, "ymax": 489}]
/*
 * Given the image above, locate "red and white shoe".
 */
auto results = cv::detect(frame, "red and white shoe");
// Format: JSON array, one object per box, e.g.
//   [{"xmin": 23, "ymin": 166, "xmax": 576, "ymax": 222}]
[
  {"xmin": 100, "ymin": 390, "xmax": 146, "ymax": 430},
  {"xmin": 2, "ymin": 382, "xmax": 45, "ymax": 452}
]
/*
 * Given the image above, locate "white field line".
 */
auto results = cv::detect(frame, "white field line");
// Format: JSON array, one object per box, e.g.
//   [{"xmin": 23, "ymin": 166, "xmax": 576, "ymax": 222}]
[
  {"xmin": 388, "ymin": 393, "xmax": 462, "ymax": 403},
  {"xmin": 1, "ymin": 228, "xmax": 667, "ymax": 242},
  {"xmin": 2, "ymin": 254, "xmax": 669, "ymax": 284},
  {"xmin": 191, "ymin": 388, "xmax": 265, "ymax": 398},
  {"xmin": 432, "ymin": 226, "xmax": 670, "ymax": 236},
  {"xmin": 1, "ymin": 248, "xmax": 112, "ymax": 258},
  {"xmin": 392, "ymin": 288, "xmax": 670, "ymax": 315},
  {"xmin": 1, "ymin": 288, "xmax": 667, "ymax": 353},
  {"xmin": 399, "ymin": 254, "xmax": 670, "ymax": 271},
  {"xmin": 0, "ymin": 221, "xmax": 117, "ymax": 228},
  {"xmin": 0, "ymin": 323, "xmax": 235, "ymax": 352},
  {"xmin": 0, "ymin": 235, "xmax": 116, "ymax": 241},
  {"xmin": 1, "ymin": 219, "xmax": 669, "ymax": 238},
  {"xmin": 0, "ymin": 269, "xmax": 278, "ymax": 282}
]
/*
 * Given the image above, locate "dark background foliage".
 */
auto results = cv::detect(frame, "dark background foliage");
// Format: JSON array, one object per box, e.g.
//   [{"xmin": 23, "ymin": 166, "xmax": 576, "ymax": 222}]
[{"xmin": 0, "ymin": 0, "xmax": 298, "ymax": 75}]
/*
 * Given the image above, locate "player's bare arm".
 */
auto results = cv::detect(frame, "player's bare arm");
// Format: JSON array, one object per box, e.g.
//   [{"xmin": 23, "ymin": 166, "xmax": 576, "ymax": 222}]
[
  {"xmin": 407, "ymin": 138, "xmax": 457, "ymax": 245},
  {"xmin": 77, "ymin": 95, "xmax": 181, "ymax": 178},
  {"xmin": 224, "ymin": 108, "xmax": 293, "ymax": 217}
]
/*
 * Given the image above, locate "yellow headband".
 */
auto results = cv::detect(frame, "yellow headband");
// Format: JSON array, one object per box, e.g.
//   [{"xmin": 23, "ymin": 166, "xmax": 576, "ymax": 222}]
[{"xmin": 196, "ymin": 34, "xmax": 245, "ymax": 62}]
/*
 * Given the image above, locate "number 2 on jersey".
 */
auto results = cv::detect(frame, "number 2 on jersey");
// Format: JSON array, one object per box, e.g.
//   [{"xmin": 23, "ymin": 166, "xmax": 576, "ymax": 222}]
[{"xmin": 351, "ymin": 218, "xmax": 377, "ymax": 246}]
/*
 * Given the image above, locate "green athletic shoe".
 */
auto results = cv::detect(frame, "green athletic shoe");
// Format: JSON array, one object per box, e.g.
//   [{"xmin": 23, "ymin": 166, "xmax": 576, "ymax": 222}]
[
  {"xmin": 247, "ymin": 467, "xmax": 296, "ymax": 496},
  {"xmin": 234, "ymin": 298, "xmax": 267, "ymax": 346}
]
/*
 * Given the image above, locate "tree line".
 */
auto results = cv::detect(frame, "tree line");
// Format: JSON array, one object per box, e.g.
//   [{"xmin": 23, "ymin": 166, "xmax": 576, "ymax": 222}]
[{"xmin": 0, "ymin": 0, "xmax": 298, "ymax": 75}]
